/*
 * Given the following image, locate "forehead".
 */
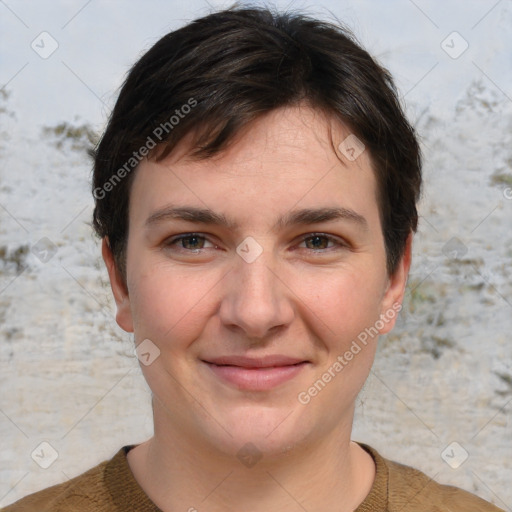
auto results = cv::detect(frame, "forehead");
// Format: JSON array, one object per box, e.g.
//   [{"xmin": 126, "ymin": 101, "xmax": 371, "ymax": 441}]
[{"xmin": 129, "ymin": 105, "xmax": 381, "ymax": 234}]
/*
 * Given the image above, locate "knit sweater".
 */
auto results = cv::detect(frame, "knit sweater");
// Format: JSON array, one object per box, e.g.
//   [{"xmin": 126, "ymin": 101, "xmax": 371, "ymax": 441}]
[{"xmin": 1, "ymin": 443, "xmax": 504, "ymax": 512}]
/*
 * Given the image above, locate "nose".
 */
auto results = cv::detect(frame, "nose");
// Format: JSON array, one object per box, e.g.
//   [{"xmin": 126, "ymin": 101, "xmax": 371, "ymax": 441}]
[{"xmin": 218, "ymin": 246, "xmax": 295, "ymax": 341}]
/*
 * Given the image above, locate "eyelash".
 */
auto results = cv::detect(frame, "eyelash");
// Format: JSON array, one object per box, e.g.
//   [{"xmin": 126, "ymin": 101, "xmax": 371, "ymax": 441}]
[{"xmin": 164, "ymin": 232, "xmax": 347, "ymax": 253}]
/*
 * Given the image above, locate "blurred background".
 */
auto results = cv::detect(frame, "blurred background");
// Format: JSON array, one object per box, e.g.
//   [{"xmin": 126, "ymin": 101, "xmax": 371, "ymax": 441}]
[{"xmin": 0, "ymin": 0, "xmax": 511, "ymax": 509}]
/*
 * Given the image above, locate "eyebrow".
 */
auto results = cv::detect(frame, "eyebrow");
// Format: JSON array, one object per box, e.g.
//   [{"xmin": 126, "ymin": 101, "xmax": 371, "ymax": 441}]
[{"xmin": 145, "ymin": 205, "xmax": 368, "ymax": 231}]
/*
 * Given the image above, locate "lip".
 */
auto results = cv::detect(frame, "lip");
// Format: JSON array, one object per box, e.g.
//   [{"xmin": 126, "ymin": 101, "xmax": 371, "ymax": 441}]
[{"xmin": 202, "ymin": 355, "xmax": 309, "ymax": 391}]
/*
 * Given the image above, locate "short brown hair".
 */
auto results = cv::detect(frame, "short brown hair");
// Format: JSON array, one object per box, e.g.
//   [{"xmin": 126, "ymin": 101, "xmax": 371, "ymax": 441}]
[{"xmin": 91, "ymin": 5, "xmax": 422, "ymax": 282}]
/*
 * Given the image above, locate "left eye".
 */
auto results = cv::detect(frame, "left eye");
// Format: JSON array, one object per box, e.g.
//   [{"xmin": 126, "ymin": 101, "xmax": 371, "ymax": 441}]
[{"xmin": 298, "ymin": 234, "xmax": 344, "ymax": 250}]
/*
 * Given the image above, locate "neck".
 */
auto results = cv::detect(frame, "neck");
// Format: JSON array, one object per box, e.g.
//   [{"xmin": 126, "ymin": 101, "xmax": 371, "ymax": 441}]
[{"xmin": 127, "ymin": 405, "xmax": 375, "ymax": 512}]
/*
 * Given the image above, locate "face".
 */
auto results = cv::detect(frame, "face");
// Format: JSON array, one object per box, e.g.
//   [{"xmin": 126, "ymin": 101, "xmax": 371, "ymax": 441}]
[{"xmin": 103, "ymin": 105, "xmax": 410, "ymax": 457}]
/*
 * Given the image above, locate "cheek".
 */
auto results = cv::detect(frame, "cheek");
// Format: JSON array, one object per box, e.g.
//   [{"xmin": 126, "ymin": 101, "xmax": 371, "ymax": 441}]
[
  {"xmin": 302, "ymin": 267, "xmax": 384, "ymax": 341},
  {"xmin": 128, "ymin": 261, "xmax": 219, "ymax": 345},
  {"xmin": 304, "ymin": 271, "xmax": 383, "ymax": 400}
]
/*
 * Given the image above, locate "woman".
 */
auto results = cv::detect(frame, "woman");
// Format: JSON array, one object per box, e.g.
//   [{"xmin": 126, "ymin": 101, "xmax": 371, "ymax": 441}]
[{"xmin": 3, "ymin": 5, "xmax": 504, "ymax": 511}]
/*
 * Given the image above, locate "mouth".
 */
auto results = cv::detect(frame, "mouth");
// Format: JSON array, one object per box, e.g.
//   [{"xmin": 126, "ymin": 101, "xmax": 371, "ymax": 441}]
[{"xmin": 201, "ymin": 355, "xmax": 310, "ymax": 391}]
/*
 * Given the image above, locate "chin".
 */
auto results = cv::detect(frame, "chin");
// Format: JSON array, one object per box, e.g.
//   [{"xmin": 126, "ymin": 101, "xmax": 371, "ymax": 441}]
[{"xmin": 203, "ymin": 404, "xmax": 315, "ymax": 458}]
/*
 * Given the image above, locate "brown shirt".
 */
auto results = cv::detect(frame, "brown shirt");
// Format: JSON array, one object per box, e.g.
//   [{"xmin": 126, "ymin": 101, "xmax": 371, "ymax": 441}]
[{"xmin": 1, "ymin": 443, "xmax": 504, "ymax": 511}]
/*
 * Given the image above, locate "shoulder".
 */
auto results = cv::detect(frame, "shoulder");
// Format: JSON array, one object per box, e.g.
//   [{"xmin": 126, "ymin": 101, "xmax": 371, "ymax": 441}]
[
  {"xmin": 0, "ymin": 448, "xmax": 126, "ymax": 512},
  {"xmin": 360, "ymin": 443, "xmax": 505, "ymax": 512}
]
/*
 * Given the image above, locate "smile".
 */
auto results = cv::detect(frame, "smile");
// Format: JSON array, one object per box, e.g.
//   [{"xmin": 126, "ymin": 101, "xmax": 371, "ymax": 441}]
[{"xmin": 202, "ymin": 356, "xmax": 310, "ymax": 391}]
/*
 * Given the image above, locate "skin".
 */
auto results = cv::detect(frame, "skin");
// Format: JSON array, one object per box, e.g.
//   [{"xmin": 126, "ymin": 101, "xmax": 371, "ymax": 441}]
[{"xmin": 103, "ymin": 104, "xmax": 412, "ymax": 512}]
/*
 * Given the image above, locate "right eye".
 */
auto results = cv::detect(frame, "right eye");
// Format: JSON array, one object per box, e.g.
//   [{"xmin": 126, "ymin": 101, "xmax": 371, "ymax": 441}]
[{"xmin": 164, "ymin": 233, "xmax": 217, "ymax": 252}]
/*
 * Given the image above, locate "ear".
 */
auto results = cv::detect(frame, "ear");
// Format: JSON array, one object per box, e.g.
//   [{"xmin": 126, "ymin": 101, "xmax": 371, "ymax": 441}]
[
  {"xmin": 378, "ymin": 232, "xmax": 413, "ymax": 335},
  {"xmin": 102, "ymin": 237, "xmax": 134, "ymax": 333}
]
